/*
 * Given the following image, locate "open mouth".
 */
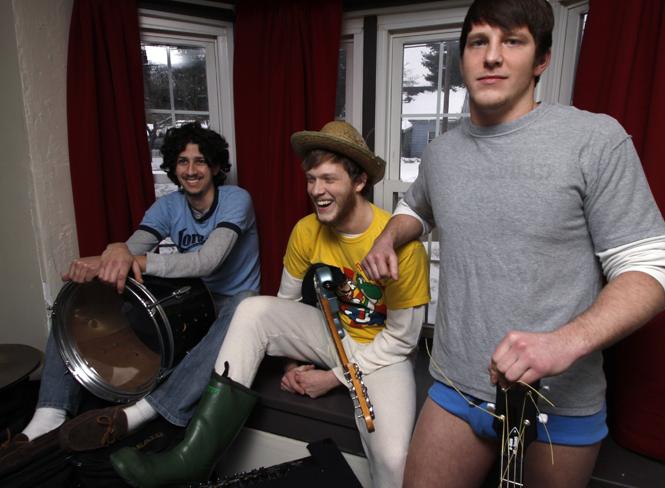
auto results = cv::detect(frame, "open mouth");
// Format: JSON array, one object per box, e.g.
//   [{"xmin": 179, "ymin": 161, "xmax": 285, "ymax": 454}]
[{"xmin": 316, "ymin": 200, "xmax": 333, "ymax": 209}]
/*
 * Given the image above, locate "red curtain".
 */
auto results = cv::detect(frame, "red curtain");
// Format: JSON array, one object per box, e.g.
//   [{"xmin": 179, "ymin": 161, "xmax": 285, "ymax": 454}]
[
  {"xmin": 67, "ymin": 0, "xmax": 155, "ymax": 257},
  {"xmin": 234, "ymin": 0, "xmax": 343, "ymax": 295},
  {"xmin": 573, "ymin": 0, "xmax": 665, "ymax": 462}
]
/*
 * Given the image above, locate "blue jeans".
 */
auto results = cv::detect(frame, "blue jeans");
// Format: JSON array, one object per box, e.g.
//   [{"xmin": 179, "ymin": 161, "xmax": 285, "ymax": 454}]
[{"xmin": 37, "ymin": 289, "xmax": 256, "ymax": 426}]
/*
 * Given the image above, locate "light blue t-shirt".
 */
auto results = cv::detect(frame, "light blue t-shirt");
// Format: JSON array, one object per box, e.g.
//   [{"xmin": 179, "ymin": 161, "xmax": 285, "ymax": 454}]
[{"xmin": 138, "ymin": 186, "xmax": 260, "ymax": 296}]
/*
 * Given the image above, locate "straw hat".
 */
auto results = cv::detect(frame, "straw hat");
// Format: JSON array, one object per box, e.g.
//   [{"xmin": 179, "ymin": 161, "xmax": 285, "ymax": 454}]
[{"xmin": 291, "ymin": 121, "xmax": 386, "ymax": 185}]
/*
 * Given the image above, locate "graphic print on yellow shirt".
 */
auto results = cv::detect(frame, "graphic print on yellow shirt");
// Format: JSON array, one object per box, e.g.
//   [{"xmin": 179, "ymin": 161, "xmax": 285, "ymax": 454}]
[{"xmin": 336, "ymin": 267, "xmax": 387, "ymax": 329}]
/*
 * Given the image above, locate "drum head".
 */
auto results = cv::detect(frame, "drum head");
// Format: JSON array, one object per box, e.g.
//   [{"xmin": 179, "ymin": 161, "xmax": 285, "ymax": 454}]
[{"xmin": 52, "ymin": 279, "xmax": 167, "ymax": 403}]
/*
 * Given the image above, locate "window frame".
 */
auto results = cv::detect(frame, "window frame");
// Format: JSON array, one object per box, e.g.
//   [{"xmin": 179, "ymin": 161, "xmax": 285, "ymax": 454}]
[
  {"xmin": 339, "ymin": 17, "xmax": 365, "ymax": 131},
  {"xmin": 538, "ymin": 1, "xmax": 589, "ymax": 106},
  {"xmin": 138, "ymin": 10, "xmax": 238, "ymax": 185}
]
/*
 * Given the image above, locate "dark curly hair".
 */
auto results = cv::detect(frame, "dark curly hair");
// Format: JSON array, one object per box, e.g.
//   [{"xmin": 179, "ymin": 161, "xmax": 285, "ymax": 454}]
[
  {"xmin": 460, "ymin": 0, "xmax": 554, "ymax": 85},
  {"xmin": 160, "ymin": 122, "xmax": 230, "ymax": 188}
]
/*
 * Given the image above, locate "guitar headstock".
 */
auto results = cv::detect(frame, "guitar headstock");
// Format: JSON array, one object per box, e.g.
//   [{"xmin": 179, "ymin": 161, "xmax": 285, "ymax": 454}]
[{"xmin": 489, "ymin": 381, "xmax": 546, "ymax": 487}]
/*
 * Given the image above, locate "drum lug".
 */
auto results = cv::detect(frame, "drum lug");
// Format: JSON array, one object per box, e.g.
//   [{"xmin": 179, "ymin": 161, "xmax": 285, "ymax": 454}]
[{"xmin": 147, "ymin": 286, "xmax": 193, "ymax": 310}]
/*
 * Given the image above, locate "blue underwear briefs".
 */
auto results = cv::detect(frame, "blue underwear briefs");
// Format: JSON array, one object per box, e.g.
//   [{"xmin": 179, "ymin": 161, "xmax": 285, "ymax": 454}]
[{"xmin": 429, "ymin": 380, "xmax": 608, "ymax": 446}]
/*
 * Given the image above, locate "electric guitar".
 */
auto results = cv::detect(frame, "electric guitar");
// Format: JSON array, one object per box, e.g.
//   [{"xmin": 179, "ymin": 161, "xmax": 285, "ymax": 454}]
[
  {"xmin": 313, "ymin": 266, "xmax": 375, "ymax": 433},
  {"xmin": 489, "ymin": 381, "xmax": 548, "ymax": 487}
]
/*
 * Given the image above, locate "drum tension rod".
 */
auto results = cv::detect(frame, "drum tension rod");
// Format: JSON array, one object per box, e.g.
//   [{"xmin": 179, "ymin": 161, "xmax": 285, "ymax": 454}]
[{"xmin": 146, "ymin": 286, "xmax": 192, "ymax": 309}]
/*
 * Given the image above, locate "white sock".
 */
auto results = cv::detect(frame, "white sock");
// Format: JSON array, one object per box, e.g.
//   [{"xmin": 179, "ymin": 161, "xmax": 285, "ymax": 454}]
[
  {"xmin": 122, "ymin": 398, "xmax": 158, "ymax": 432},
  {"xmin": 22, "ymin": 407, "xmax": 67, "ymax": 441}
]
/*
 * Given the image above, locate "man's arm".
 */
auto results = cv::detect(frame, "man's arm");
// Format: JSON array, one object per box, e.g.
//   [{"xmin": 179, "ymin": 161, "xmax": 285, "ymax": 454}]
[
  {"xmin": 361, "ymin": 214, "xmax": 424, "ymax": 281},
  {"xmin": 145, "ymin": 227, "xmax": 238, "ymax": 279},
  {"xmin": 62, "ymin": 229, "xmax": 159, "ymax": 292},
  {"xmin": 490, "ymin": 270, "xmax": 665, "ymax": 387},
  {"xmin": 62, "ymin": 244, "xmax": 146, "ymax": 294}
]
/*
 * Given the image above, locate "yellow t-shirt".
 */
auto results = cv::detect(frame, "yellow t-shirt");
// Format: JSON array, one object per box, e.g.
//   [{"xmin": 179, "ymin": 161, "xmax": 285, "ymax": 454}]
[{"xmin": 283, "ymin": 204, "xmax": 431, "ymax": 343}]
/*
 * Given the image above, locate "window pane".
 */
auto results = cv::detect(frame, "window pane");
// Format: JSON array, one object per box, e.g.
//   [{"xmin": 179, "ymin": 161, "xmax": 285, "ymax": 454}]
[
  {"xmin": 142, "ymin": 45, "xmax": 171, "ymax": 111},
  {"xmin": 175, "ymin": 114, "xmax": 210, "ymax": 127},
  {"xmin": 402, "ymin": 43, "xmax": 436, "ymax": 114},
  {"xmin": 171, "ymin": 47, "xmax": 209, "ymax": 112}
]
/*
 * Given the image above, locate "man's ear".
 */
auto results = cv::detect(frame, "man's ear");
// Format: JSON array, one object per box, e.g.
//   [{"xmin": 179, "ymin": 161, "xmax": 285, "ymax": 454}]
[
  {"xmin": 355, "ymin": 172, "xmax": 368, "ymax": 194},
  {"xmin": 534, "ymin": 48, "xmax": 552, "ymax": 78}
]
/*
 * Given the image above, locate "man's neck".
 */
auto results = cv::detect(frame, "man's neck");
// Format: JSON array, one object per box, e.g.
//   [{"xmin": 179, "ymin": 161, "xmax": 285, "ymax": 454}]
[
  {"xmin": 470, "ymin": 90, "xmax": 539, "ymax": 127},
  {"xmin": 186, "ymin": 188, "xmax": 215, "ymax": 214},
  {"xmin": 333, "ymin": 198, "xmax": 374, "ymax": 235}
]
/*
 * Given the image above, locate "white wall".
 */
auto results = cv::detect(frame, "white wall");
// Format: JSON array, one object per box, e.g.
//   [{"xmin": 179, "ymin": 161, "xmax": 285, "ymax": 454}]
[{"xmin": 0, "ymin": 0, "xmax": 78, "ymax": 355}]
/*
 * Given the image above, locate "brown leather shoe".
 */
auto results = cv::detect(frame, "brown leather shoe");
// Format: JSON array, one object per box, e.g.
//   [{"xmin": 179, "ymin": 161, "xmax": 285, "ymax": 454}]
[
  {"xmin": 0, "ymin": 428, "xmax": 60, "ymax": 469},
  {"xmin": 59, "ymin": 405, "xmax": 129, "ymax": 451}
]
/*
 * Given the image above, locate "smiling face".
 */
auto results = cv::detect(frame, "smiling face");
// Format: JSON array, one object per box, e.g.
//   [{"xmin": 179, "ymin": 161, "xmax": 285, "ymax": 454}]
[
  {"xmin": 174, "ymin": 143, "xmax": 220, "ymax": 209},
  {"xmin": 461, "ymin": 23, "xmax": 550, "ymax": 126},
  {"xmin": 306, "ymin": 160, "xmax": 366, "ymax": 231}
]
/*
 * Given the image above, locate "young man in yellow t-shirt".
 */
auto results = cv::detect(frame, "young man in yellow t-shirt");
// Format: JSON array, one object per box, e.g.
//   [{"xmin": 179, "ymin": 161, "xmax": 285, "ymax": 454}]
[{"xmin": 110, "ymin": 121, "xmax": 431, "ymax": 488}]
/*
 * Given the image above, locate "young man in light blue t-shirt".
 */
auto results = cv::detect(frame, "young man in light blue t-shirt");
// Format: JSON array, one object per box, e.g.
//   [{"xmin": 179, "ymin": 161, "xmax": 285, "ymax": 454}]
[{"xmin": 0, "ymin": 123, "xmax": 260, "ymax": 469}]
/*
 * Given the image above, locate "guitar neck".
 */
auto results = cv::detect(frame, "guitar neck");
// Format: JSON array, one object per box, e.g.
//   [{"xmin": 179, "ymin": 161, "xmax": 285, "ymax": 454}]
[
  {"xmin": 319, "ymin": 295, "xmax": 350, "ymax": 366},
  {"xmin": 314, "ymin": 269, "xmax": 375, "ymax": 433}
]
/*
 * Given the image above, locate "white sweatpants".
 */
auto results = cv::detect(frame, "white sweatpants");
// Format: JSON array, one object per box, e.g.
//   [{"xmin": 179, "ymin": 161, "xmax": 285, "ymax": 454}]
[{"xmin": 215, "ymin": 295, "xmax": 417, "ymax": 488}]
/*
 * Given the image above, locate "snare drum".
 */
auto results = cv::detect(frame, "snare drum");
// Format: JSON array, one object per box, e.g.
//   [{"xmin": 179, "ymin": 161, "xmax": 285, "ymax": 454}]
[{"xmin": 52, "ymin": 276, "xmax": 216, "ymax": 403}]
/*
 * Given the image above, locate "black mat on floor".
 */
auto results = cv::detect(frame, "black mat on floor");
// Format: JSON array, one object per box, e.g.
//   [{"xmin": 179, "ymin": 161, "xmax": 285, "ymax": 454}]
[{"xmin": 205, "ymin": 438, "xmax": 362, "ymax": 488}]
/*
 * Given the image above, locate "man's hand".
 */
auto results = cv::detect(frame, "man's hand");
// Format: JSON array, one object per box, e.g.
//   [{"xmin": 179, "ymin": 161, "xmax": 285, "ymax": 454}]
[
  {"xmin": 62, "ymin": 256, "xmax": 103, "ymax": 283},
  {"xmin": 361, "ymin": 214, "xmax": 424, "ymax": 281},
  {"xmin": 488, "ymin": 330, "xmax": 577, "ymax": 388},
  {"xmin": 362, "ymin": 240, "xmax": 400, "ymax": 281},
  {"xmin": 292, "ymin": 368, "xmax": 342, "ymax": 398},
  {"xmin": 281, "ymin": 363, "xmax": 315, "ymax": 395},
  {"xmin": 280, "ymin": 362, "xmax": 342, "ymax": 398},
  {"xmin": 98, "ymin": 243, "xmax": 144, "ymax": 294}
]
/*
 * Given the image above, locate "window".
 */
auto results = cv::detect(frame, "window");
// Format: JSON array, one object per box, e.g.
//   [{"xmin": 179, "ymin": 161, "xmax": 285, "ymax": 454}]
[
  {"xmin": 373, "ymin": 5, "xmax": 470, "ymax": 212},
  {"xmin": 139, "ymin": 11, "xmax": 236, "ymax": 198},
  {"xmin": 399, "ymin": 38, "xmax": 469, "ymax": 183},
  {"xmin": 142, "ymin": 43, "xmax": 213, "ymax": 197}
]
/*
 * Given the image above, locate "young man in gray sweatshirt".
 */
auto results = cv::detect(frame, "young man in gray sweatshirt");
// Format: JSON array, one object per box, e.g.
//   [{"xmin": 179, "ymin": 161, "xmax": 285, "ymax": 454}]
[{"xmin": 362, "ymin": 1, "xmax": 665, "ymax": 487}]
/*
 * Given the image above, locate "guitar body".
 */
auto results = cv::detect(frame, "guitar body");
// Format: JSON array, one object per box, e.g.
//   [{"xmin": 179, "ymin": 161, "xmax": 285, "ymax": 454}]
[{"xmin": 313, "ymin": 265, "xmax": 376, "ymax": 433}]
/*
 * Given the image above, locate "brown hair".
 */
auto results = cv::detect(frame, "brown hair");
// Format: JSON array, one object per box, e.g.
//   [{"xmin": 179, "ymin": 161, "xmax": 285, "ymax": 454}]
[
  {"xmin": 302, "ymin": 149, "xmax": 370, "ymax": 198},
  {"xmin": 460, "ymin": 0, "xmax": 554, "ymax": 84}
]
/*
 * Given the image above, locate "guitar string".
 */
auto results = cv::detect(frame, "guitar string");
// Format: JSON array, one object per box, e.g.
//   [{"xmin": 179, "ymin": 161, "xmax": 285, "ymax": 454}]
[
  {"xmin": 425, "ymin": 339, "xmax": 556, "ymax": 475},
  {"xmin": 499, "ymin": 392, "xmax": 526, "ymax": 488}
]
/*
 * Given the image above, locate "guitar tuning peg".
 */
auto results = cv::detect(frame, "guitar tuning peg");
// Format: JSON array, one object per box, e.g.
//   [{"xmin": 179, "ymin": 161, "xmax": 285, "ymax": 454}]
[
  {"xmin": 487, "ymin": 403, "xmax": 496, "ymax": 414},
  {"xmin": 538, "ymin": 413, "xmax": 549, "ymax": 424},
  {"xmin": 541, "ymin": 385, "xmax": 550, "ymax": 392}
]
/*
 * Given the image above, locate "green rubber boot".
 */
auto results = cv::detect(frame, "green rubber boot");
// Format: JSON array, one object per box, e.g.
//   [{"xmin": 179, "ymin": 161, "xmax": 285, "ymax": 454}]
[{"xmin": 110, "ymin": 364, "xmax": 260, "ymax": 488}]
